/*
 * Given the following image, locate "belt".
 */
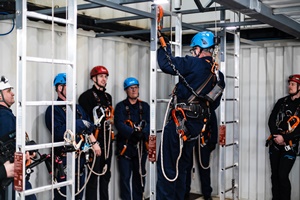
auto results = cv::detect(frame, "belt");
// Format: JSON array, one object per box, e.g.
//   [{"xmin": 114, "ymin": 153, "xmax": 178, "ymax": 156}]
[{"xmin": 176, "ymin": 103, "xmax": 202, "ymax": 113}]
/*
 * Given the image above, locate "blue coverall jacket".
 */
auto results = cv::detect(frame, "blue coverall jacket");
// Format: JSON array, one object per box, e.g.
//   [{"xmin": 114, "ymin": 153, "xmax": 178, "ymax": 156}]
[
  {"xmin": 44, "ymin": 97, "xmax": 92, "ymax": 200},
  {"xmin": 156, "ymin": 44, "xmax": 221, "ymax": 200},
  {"xmin": 0, "ymin": 105, "xmax": 36, "ymax": 200},
  {"xmin": 114, "ymin": 98, "xmax": 150, "ymax": 200}
]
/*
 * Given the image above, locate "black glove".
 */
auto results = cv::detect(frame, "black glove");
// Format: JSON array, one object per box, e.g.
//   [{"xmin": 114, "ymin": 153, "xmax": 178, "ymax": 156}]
[
  {"xmin": 207, "ymin": 142, "xmax": 216, "ymax": 152},
  {"xmin": 129, "ymin": 131, "xmax": 143, "ymax": 145}
]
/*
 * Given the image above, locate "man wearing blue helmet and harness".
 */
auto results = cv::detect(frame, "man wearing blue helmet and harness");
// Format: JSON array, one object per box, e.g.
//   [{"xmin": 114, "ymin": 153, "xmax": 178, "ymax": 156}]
[
  {"xmin": 45, "ymin": 73, "xmax": 99, "ymax": 200},
  {"xmin": 114, "ymin": 77, "xmax": 150, "ymax": 200},
  {"xmin": 156, "ymin": 31, "xmax": 225, "ymax": 200}
]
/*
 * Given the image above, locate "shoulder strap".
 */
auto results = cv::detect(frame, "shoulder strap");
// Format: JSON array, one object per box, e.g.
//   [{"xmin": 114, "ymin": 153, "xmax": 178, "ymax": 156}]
[{"xmin": 187, "ymin": 60, "xmax": 217, "ymax": 103}]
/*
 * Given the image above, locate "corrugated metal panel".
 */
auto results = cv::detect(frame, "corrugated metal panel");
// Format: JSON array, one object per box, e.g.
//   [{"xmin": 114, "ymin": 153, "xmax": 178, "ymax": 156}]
[{"xmin": 1, "ymin": 19, "xmax": 300, "ymax": 199}]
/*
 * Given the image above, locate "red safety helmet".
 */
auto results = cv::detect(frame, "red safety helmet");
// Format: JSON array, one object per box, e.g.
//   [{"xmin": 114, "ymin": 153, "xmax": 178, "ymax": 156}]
[
  {"xmin": 288, "ymin": 74, "xmax": 300, "ymax": 84},
  {"xmin": 90, "ymin": 66, "xmax": 109, "ymax": 79}
]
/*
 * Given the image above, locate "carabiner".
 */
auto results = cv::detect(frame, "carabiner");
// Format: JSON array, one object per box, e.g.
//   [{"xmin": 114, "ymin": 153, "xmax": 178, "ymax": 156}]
[
  {"xmin": 172, "ymin": 107, "xmax": 187, "ymax": 141},
  {"xmin": 287, "ymin": 115, "xmax": 300, "ymax": 133}
]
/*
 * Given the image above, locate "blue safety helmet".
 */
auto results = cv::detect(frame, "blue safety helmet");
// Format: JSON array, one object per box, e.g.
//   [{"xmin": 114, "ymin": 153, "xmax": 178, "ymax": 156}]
[
  {"xmin": 53, "ymin": 73, "xmax": 66, "ymax": 86},
  {"xmin": 190, "ymin": 31, "xmax": 215, "ymax": 49},
  {"xmin": 124, "ymin": 77, "xmax": 139, "ymax": 90}
]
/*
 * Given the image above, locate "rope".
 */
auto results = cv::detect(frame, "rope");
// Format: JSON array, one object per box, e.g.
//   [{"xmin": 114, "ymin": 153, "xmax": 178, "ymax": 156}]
[{"xmin": 160, "ymin": 97, "xmax": 183, "ymax": 182}]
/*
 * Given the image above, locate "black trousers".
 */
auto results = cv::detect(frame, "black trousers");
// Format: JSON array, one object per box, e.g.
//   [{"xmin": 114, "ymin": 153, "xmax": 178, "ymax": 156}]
[
  {"xmin": 85, "ymin": 149, "xmax": 112, "ymax": 200},
  {"xmin": 269, "ymin": 145, "xmax": 297, "ymax": 200}
]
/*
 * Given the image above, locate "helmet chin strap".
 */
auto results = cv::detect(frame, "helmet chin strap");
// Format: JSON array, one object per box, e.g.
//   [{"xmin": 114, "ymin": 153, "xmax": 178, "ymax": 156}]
[
  {"xmin": 60, "ymin": 85, "xmax": 66, "ymax": 99},
  {"xmin": 0, "ymin": 91, "xmax": 11, "ymax": 108},
  {"xmin": 94, "ymin": 76, "xmax": 106, "ymax": 91},
  {"xmin": 290, "ymin": 85, "xmax": 300, "ymax": 97}
]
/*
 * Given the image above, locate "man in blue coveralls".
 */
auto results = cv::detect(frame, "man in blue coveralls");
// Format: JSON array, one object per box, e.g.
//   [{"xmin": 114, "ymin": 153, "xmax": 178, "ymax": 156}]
[
  {"xmin": 0, "ymin": 75, "xmax": 36, "ymax": 200},
  {"xmin": 156, "ymin": 31, "xmax": 225, "ymax": 200},
  {"xmin": 114, "ymin": 77, "xmax": 150, "ymax": 200},
  {"xmin": 45, "ymin": 73, "xmax": 100, "ymax": 200}
]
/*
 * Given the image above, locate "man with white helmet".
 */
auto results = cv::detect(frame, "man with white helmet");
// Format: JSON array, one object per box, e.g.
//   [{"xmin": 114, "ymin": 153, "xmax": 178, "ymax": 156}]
[
  {"xmin": 156, "ymin": 31, "xmax": 225, "ymax": 200},
  {"xmin": 0, "ymin": 76, "xmax": 36, "ymax": 200}
]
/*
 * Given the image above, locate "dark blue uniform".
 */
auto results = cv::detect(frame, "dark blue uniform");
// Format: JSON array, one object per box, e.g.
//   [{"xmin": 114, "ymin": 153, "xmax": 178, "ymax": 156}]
[
  {"xmin": 156, "ymin": 44, "xmax": 222, "ymax": 200},
  {"xmin": 114, "ymin": 98, "xmax": 150, "ymax": 200},
  {"xmin": 185, "ymin": 72, "xmax": 224, "ymax": 200},
  {"xmin": 78, "ymin": 85, "xmax": 113, "ymax": 200},
  {"xmin": 45, "ymin": 98, "xmax": 92, "ymax": 200},
  {"xmin": 268, "ymin": 96, "xmax": 300, "ymax": 200},
  {"xmin": 0, "ymin": 105, "xmax": 37, "ymax": 200}
]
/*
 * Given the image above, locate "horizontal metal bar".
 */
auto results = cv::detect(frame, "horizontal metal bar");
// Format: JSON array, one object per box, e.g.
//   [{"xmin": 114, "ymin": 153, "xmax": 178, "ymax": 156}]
[
  {"xmin": 225, "ymin": 142, "xmax": 238, "ymax": 147},
  {"xmin": 157, "ymin": 99, "xmax": 170, "ymax": 103},
  {"xmin": 222, "ymin": 163, "xmax": 238, "ymax": 171},
  {"xmin": 86, "ymin": 0, "xmax": 154, "ymax": 18},
  {"xmin": 224, "ymin": 98, "xmax": 238, "ymax": 101},
  {"xmin": 23, "ymin": 180, "xmax": 73, "ymax": 196},
  {"xmin": 27, "ymin": 11, "xmax": 72, "ymax": 24},
  {"xmin": 26, "ymin": 56, "xmax": 73, "ymax": 65},
  {"xmin": 25, "ymin": 101, "xmax": 74, "ymax": 106},
  {"xmin": 224, "ymin": 120, "xmax": 238, "ymax": 124},
  {"xmin": 226, "ymin": 75, "xmax": 237, "ymax": 79},
  {"xmin": 23, "ymin": 142, "xmax": 65, "ymax": 151}
]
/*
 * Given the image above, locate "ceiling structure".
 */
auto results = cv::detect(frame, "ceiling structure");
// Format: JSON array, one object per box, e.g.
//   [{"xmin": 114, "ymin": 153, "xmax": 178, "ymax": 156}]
[{"xmin": 0, "ymin": 0, "xmax": 299, "ymax": 46}]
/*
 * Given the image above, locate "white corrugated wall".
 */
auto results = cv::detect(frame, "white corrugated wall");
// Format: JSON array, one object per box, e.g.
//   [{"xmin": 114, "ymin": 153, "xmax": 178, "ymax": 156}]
[{"xmin": 1, "ymin": 19, "xmax": 300, "ymax": 199}]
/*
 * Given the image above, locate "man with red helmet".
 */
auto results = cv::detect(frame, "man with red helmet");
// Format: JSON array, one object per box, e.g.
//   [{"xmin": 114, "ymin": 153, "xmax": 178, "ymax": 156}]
[
  {"xmin": 78, "ymin": 66, "xmax": 113, "ymax": 200},
  {"xmin": 267, "ymin": 74, "xmax": 300, "ymax": 200}
]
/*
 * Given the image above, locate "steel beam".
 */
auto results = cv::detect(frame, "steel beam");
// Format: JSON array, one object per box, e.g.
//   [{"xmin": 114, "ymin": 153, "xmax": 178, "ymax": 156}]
[{"xmin": 214, "ymin": 0, "xmax": 300, "ymax": 38}]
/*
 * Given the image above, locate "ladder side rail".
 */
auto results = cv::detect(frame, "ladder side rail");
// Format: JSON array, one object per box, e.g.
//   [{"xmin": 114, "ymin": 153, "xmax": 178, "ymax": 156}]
[
  {"xmin": 65, "ymin": 0, "xmax": 78, "ymax": 199},
  {"xmin": 233, "ymin": 27, "xmax": 240, "ymax": 200},
  {"xmin": 149, "ymin": 4, "xmax": 158, "ymax": 200},
  {"xmin": 219, "ymin": 25, "xmax": 227, "ymax": 200},
  {"xmin": 15, "ymin": 1, "xmax": 28, "ymax": 199}
]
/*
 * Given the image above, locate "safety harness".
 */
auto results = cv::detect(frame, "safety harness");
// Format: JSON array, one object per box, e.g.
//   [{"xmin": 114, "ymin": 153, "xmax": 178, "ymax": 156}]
[
  {"xmin": 120, "ymin": 99, "xmax": 147, "ymax": 186},
  {"xmin": 89, "ymin": 90, "xmax": 114, "ymax": 176},
  {"xmin": 266, "ymin": 97, "xmax": 300, "ymax": 152}
]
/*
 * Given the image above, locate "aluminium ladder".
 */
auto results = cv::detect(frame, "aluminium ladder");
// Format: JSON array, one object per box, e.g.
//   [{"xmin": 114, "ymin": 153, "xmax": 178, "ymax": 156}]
[
  {"xmin": 149, "ymin": 4, "xmax": 182, "ymax": 200},
  {"xmin": 15, "ymin": 1, "xmax": 77, "ymax": 199},
  {"xmin": 218, "ymin": 14, "xmax": 240, "ymax": 200}
]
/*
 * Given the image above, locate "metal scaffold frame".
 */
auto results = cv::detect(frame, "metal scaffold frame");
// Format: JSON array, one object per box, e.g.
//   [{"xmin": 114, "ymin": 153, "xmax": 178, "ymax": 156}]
[{"xmin": 15, "ymin": 0, "xmax": 77, "ymax": 199}]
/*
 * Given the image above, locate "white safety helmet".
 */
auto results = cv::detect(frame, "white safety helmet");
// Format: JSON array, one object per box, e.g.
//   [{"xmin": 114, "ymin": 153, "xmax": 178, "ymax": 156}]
[{"xmin": 0, "ymin": 76, "xmax": 13, "ymax": 91}]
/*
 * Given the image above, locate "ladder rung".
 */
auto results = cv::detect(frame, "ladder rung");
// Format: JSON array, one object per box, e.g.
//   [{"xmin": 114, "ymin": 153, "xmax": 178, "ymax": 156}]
[
  {"xmin": 23, "ymin": 142, "xmax": 65, "ymax": 151},
  {"xmin": 25, "ymin": 101, "xmax": 74, "ymax": 106},
  {"xmin": 27, "ymin": 11, "xmax": 72, "ymax": 25},
  {"xmin": 224, "ymin": 120, "xmax": 238, "ymax": 124},
  {"xmin": 157, "ymin": 99, "xmax": 170, "ymax": 103},
  {"xmin": 24, "ymin": 180, "xmax": 73, "ymax": 196},
  {"xmin": 170, "ymin": 41, "xmax": 181, "ymax": 46},
  {"xmin": 26, "ymin": 56, "xmax": 73, "ymax": 65},
  {"xmin": 225, "ymin": 98, "xmax": 238, "ymax": 101},
  {"xmin": 226, "ymin": 75, "xmax": 237, "ymax": 79},
  {"xmin": 225, "ymin": 142, "xmax": 238, "ymax": 147},
  {"xmin": 222, "ymin": 163, "xmax": 238, "ymax": 171}
]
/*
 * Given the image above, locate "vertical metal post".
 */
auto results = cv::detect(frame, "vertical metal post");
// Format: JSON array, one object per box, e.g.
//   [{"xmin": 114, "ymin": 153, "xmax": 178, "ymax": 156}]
[{"xmin": 149, "ymin": 4, "xmax": 158, "ymax": 200}]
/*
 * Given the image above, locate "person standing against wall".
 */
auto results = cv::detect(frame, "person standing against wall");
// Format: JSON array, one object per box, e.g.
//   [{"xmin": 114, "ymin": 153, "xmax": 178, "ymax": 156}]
[
  {"xmin": 156, "ymin": 31, "xmax": 225, "ymax": 200},
  {"xmin": 114, "ymin": 77, "xmax": 150, "ymax": 200},
  {"xmin": 78, "ymin": 66, "xmax": 113, "ymax": 200},
  {"xmin": 45, "ymin": 73, "xmax": 99, "ymax": 200},
  {"xmin": 267, "ymin": 74, "xmax": 300, "ymax": 200},
  {"xmin": 0, "ymin": 75, "xmax": 36, "ymax": 200}
]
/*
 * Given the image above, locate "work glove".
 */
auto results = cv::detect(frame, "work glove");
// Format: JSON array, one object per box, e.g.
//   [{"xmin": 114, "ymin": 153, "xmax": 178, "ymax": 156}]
[
  {"xmin": 206, "ymin": 142, "xmax": 216, "ymax": 152},
  {"xmin": 129, "ymin": 131, "xmax": 143, "ymax": 145}
]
